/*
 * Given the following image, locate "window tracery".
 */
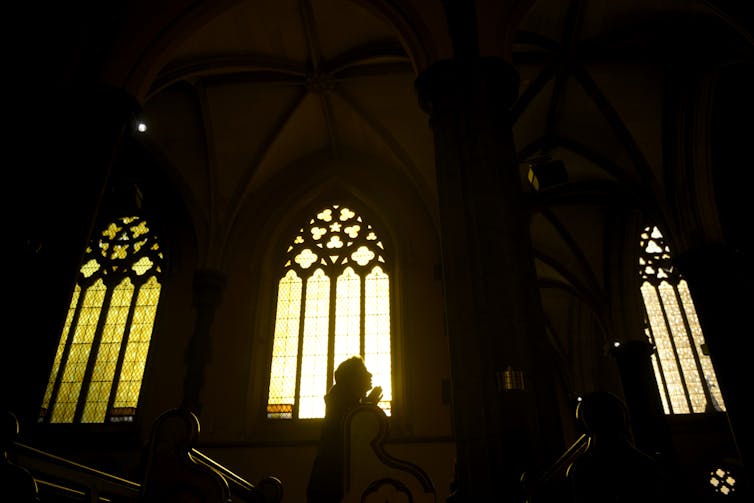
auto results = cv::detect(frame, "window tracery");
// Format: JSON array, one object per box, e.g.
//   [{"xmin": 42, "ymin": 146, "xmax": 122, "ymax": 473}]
[
  {"xmin": 267, "ymin": 203, "xmax": 392, "ymax": 419},
  {"xmin": 40, "ymin": 215, "xmax": 163, "ymax": 423},
  {"xmin": 639, "ymin": 226, "xmax": 724, "ymax": 414}
]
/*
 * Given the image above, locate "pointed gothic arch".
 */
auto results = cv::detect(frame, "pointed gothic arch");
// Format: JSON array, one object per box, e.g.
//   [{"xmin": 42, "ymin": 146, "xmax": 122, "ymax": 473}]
[
  {"xmin": 639, "ymin": 225, "xmax": 725, "ymax": 414},
  {"xmin": 266, "ymin": 202, "xmax": 393, "ymax": 419},
  {"xmin": 40, "ymin": 215, "xmax": 164, "ymax": 423}
]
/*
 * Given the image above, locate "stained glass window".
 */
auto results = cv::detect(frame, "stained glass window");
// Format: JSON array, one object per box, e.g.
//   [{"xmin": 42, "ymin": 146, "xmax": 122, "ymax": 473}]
[
  {"xmin": 267, "ymin": 204, "xmax": 392, "ymax": 419},
  {"xmin": 40, "ymin": 216, "xmax": 163, "ymax": 423},
  {"xmin": 639, "ymin": 226, "xmax": 725, "ymax": 414}
]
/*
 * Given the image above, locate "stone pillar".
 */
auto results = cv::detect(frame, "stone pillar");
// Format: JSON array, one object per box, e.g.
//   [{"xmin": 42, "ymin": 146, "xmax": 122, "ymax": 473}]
[
  {"xmin": 675, "ymin": 245, "xmax": 753, "ymax": 486},
  {"xmin": 609, "ymin": 340, "xmax": 674, "ymax": 461},
  {"xmin": 415, "ymin": 57, "xmax": 563, "ymax": 501},
  {"xmin": 181, "ymin": 269, "xmax": 227, "ymax": 414},
  {"xmin": 7, "ymin": 84, "xmax": 140, "ymax": 431}
]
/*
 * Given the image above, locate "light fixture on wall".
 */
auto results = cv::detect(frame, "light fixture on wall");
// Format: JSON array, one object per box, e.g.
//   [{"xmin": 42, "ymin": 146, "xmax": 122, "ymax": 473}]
[
  {"xmin": 527, "ymin": 151, "xmax": 567, "ymax": 191},
  {"xmin": 497, "ymin": 366, "xmax": 526, "ymax": 392}
]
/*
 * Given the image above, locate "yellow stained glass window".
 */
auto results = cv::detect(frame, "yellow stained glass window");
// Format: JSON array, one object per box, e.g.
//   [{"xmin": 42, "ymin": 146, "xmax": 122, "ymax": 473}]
[
  {"xmin": 40, "ymin": 215, "xmax": 163, "ymax": 424},
  {"xmin": 267, "ymin": 203, "xmax": 392, "ymax": 419},
  {"xmin": 639, "ymin": 226, "xmax": 725, "ymax": 414}
]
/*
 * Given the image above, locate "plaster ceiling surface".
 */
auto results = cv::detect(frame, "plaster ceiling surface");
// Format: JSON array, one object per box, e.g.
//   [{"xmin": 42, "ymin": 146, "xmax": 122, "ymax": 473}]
[
  {"xmin": 139, "ymin": 0, "xmax": 737, "ymax": 346},
  {"xmin": 143, "ymin": 0, "xmax": 433, "ymax": 236}
]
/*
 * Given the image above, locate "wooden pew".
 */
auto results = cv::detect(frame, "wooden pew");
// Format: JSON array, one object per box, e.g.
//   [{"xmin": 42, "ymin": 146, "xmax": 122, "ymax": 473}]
[
  {"xmin": 343, "ymin": 404, "xmax": 436, "ymax": 502},
  {"xmin": 4, "ymin": 410, "xmax": 139, "ymax": 502},
  {"xmin": 140, "ymin": 408, "xmax": 283, "ymax": 503},
  {"xmin": 3, "ymin": 409, "xmax": 282, "ymax": 503}
]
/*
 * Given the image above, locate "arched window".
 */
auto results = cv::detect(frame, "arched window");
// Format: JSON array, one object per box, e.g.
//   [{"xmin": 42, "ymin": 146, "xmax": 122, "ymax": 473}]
[
  {"xmin": 267, "ymin": 203, "xmax": 392, "ymax": 419},
  {"xmin": 639, "ymin": 225, "xmax": 725, "ymax": 414},
  {"xmin": 40, "ymin": 215, "xmax": 164, "ymax": 423}
]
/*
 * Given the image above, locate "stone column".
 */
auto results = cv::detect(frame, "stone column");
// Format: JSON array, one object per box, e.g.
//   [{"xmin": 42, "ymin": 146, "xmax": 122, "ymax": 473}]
[
  {"xmin": 7, "ymin": 84, "xmax": 140, "ymax": 430},
  {"xmin": 181, "ymin": 269, "xmax": 227, "ymax": 414},
  {"xmin": 416, "ymin": 57, "xmax": 563, "ymax": 501},
  {"xmin": 675, "ymin": 245, "xmax": 753, "ymax": 486}
]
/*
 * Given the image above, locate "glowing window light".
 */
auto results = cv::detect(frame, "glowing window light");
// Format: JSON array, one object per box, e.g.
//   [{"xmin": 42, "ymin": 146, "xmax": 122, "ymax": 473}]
[
  {"xmin": 638, "ymin": 226, "xmax": 725, "ymax": 415},
  {"xmin": 40, "ymin": 215, "xmax": 163, "ymax": 424},
  {"xmin": 709, "ymin": 466, "xmax": 736, "ymax": 496},
  {"xmin": 267, "ymin": 203, "xmax": 392, "ymax": 419},
  {"xmin": 364, "ymin": 266, "xmax": 391, "ymax": 413},
  {"xmin": 334, "ymin": 267, "xmax": 361, "ymax": 369},
  {"xmin": 299, "ymin": 269, "xmax": 331, "ymax": 419},
  {"xmin": 267, "ymin": 271, "xmax": 302, "ymax": 419}
]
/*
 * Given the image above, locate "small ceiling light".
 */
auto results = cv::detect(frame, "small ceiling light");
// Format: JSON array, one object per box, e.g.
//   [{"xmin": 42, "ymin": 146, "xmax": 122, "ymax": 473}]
[
  {"xmin": 613, "ymin": 341, "xmax": 621, "ymax": 348},
  {"xmin": 136, "ymin": 121, "xmax": 148, "ymax": 133}
]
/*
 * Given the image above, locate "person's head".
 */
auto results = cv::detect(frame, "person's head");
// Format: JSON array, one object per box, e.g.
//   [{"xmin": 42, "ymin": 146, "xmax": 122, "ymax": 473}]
[
  {"xmin": 334, "ymin": 356, "xmax": 373, "ymax": 397},
  {"xmin": 577, "ymin": 391, "xmax": 630, "ymax": 438}
]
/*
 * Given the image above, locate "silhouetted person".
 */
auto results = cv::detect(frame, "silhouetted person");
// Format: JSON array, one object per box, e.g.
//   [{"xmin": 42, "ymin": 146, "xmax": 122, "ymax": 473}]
[
  {"xmin": 307, "ymin": 356, "xmax": 383, "ymax": 503},
  {"xmin": 566, "ymin": 391, "xmax": 667, "ymax": 503}
]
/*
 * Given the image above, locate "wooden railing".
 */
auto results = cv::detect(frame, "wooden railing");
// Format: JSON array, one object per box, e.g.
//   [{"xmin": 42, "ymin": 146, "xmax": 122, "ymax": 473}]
[
  {"xmin": 520, "ymin": 433, "xmax": 588, "ymax": 503},
  {"xmin": 3, "ymin": 409, "xmax": 282, "ymax": 503},
  {"xmin": 13, "ymin": 441, "xmax": 140, "ymax": 502},
  {"xmin": 344, "ymin": 404, "xmax": 437, "ymax": 502},
  {"xmin": 190, "ymin": 448, "xmax": 283, "ymax": 502}
]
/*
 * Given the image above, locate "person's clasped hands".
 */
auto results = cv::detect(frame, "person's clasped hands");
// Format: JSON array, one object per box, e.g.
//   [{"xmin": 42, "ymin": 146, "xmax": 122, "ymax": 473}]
[{"xmin": 364, "ymin": 385, "xmax": 383, "ymax": 404}]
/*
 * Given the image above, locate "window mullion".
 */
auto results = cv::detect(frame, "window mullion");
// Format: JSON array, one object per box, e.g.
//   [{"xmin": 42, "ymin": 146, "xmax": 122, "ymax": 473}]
[
  {"xmin": 655, "ymin": 283, "xmax": 693, "ymax": 413},
  {"xmin": 642, "ymin": 306, "xmax": 672, "ymax": 413},
  {"xmin": 46, "ymin": 288, "xmax": 86, "ymax": 423},
  {"xmin": 73, "ymin": 286, "xmax": 115, "ymax": 423},
  {"xmin": 359, "ymin": 271, "xmax": 365, "ymax": 357},
  {"xmin": 293, "ymin": 276, "xmax": 308, "ymax": 419},
  {"xmin": 326, "ymin": 267, "xmax": 338, "ymax": 390},
  {"xmin": 105, "ymin": 280, "xmax": 140, "ymax": 421},
  {"xmin": 672, "ymin": 284, "xmax": 714, "ymax": 409}
]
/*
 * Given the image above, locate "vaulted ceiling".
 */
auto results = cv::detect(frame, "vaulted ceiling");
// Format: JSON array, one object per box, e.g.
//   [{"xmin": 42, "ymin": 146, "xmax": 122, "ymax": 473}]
[{"xmin": 136, "ymin": 0, "xmax": 751, "ymax": 362}]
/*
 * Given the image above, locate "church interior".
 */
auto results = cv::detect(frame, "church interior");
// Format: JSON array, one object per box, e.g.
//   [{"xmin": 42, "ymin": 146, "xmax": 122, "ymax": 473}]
[{"xmin": 4, "ymin": 0, "xmax": 753, "ymax": 501}]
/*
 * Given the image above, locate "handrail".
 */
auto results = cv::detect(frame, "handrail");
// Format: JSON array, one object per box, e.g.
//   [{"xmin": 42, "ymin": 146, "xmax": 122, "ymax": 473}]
[
  {"xmin": 191, "ymin": 448, "xmax": 256, "ymax": 496},
  {"xmin": 538, "ymin": 433, "xmax": 588, "ymax": 482},
  {"xmin": 191, "ymin": 448, "xmax": 283, "ymax": 502},
  {"xmin": 521, "ymin": 434, "xmax": 589, "ymax": 503},
  {"xmin": 5, "ymin": 409, "xmax": 282, "ymax": 503},
  {"xmin": 14, "ymin": 441, "xmax": 141, "ymax": 502},
  {"xmin": 35, "ymin": 479, "xmax": 88, "ymax": 500}
]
